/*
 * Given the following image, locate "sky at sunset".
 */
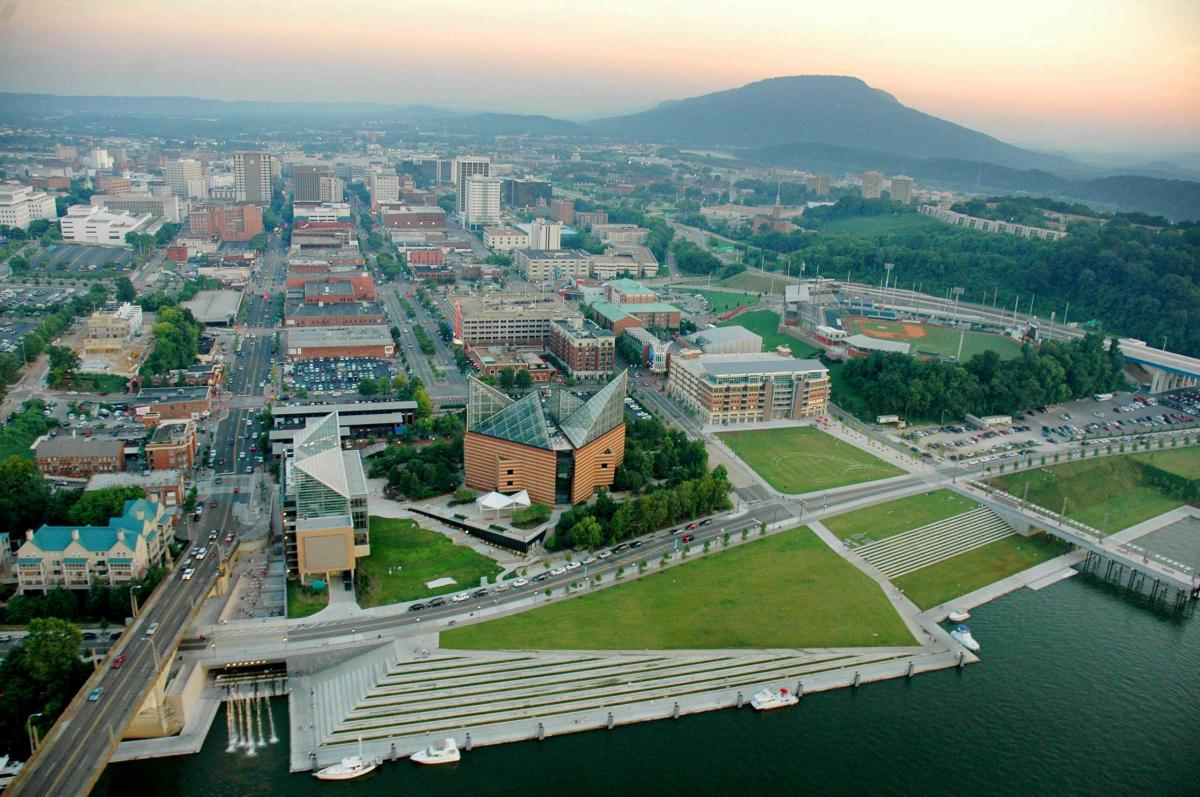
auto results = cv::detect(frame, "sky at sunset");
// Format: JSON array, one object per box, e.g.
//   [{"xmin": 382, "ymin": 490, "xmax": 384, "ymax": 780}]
[{"xmin": 0, "ymin": 0, "xmax": 1197, "ymax": 152}]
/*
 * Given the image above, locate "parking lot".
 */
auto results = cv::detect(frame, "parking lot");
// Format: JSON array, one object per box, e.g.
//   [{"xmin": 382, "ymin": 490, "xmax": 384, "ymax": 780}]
[
  {"xmin": 28, "ymin": 243, "xmax": 135, "ymax": 275},
  {"xmin": 0, "ymin": 318, "xmax": 39, "ymax": 356},
  {"xmin": 283, "ymin": 356, "xmax": 397, "ymax": 395},
  {"xmin": 0, "ymin": 285, "xmax": 90, "ymax": 314}
]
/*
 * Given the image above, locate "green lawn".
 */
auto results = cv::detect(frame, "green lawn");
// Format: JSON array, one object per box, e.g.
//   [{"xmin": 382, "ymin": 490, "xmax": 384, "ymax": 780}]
[
  {"xmin": 1132, "ymin": 446, "xmax": 1200, "ymax": 480},
  {"xmin": 357, "ymin": 517, "xmax": 504, "ymax": 607},
  {"xmin": 988, "ymin": 456, "xmax": 1184, "ymax": 533},
  {"xmin": 893, "ymin": 534, "xmax": 1071, "ymax": 610},
  {"xmin": 824, "ymin": 489, "xmax": 979, "ymax": 546},
  {"xmin": 717, "ymin": 310, "xmax": 820, "ymax": 357},
  {"xmin": 908, "ymin": 325, "xmax": 1023, "ymax": 361},
  {"xmin": 442, "ymin": 526, "xmax": 914, "ymax": 650},
  {"xmin": 715, "ymin": 270, "xmax": 793, "ymax": 295},
  {"xmin": 718, "ymin": 426, "xmax": 904, "ymax": 494},
  {"xmin": 287, "ymin": 581, "xmax": 328, "ymax": 619},
  {"xmin": 820, "ymin": 213, "xmax": 939, "ymax": 237},
  {"xmin": 692, "ymin": 289, "xmax": 755, "ymax": 314}
]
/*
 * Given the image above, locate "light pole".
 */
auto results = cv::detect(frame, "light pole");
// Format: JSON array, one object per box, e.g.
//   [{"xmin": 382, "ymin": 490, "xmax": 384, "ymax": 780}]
[
  {"xmin": 129, "ymin": 585, "xmax": 141, "ymax": 618},
  {"xmin": 26, "ymin": 711, "xmax": 44, "ymax": 755}
]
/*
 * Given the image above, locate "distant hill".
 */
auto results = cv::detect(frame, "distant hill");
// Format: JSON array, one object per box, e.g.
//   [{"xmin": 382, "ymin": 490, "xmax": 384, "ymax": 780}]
[
  {"xmin": 588, "ymin": 75, "xmax": 1078, "ymax": 173},
  {"xmin": 748, "ymin": 142, "xmax": 1200, "ymax": 222}
]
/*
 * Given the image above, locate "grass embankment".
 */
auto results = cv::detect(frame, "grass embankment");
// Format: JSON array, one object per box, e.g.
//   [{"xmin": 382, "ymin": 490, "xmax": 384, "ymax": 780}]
[
  {"xmin": 692, "ymin": 289, "xmax": 754, "ymax": 314},
  {"xmin": 442, "ymin": 526, "xmax": 914, "ymax": 650},
  {"xmin": 1131, "ymin": 446, "xmax": 1200, "ymax": 480},
  {"xmin": 824, "ymin": 489, "xmax": 979, "ymax": 546},
  {"xmin": 286, "ymin": 581, "xmax": 328, "ymax": 619},
  {"xmin": 987, "ymin": 455, "xmax": 1186, "ymax": 533},
  {"xmin": 893, "ymin": 534, "xmax": 1071, "ymax": 610},
  {"xmin": 715, "ymin": 271, "xmax": 792, "ymax": 294},
  {"xmin": 819, "ymin": 213, "xmax": 939, "ymax": 236},
  {"xmin": 717, "ymin": 310, "xmax": 820, "ymax": 357},
  {"xmin": 719, "ymin": 426, "xmax": 904, "ymax": 494},
  {"xmin": 356, "ymin": 517, "xmax": 503, "ymax": 607}
]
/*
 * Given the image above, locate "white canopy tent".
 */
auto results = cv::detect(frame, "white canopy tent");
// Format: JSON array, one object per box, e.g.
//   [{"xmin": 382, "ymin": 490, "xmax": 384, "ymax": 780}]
[{"xmin": 476, "ymin": 489, "xmax": 531, "ymax": 519}]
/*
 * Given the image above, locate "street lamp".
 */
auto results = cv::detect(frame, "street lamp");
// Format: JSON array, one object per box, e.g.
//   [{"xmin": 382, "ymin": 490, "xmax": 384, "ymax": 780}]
[
  {"xmin": 129, "ymin": 585, "xmax": 142, "ymax": 618},
  {"xmin": 26, "ymin": 711, "xmax": 44, "ymax": 755}
]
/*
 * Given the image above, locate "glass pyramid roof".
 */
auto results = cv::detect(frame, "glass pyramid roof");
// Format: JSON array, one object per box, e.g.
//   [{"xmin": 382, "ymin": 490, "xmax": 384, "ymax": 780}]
[
  {"xmin": 467, "ymin": 377, "xmax": 515, "ymax": 429},
  {"xmin": 543, "ymin": 388, "xmax": 585, "ymax": 424},
  {"xmin": 559, "ymin": 371, "xmax": 628, "ymax": 449},
  {"xmin": 470, "ymin": 392, "xmax": 554, "ymax": 449}
]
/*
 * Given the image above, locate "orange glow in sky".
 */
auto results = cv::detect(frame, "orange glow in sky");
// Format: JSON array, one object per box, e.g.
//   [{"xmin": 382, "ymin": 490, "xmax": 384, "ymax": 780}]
[{"xmin": 0, "ymin": 0, "xmax": 1197, "ymax": 150}]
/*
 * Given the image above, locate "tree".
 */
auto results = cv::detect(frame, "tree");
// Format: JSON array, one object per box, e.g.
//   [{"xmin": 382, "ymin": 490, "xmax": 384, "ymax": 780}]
[
  {"xmin": 358, "ymin": 378, "xmax": 380, "ymax": 396},
  {"xmin": 248, "ymin": 232, "xmax": 268, "ymax": 253},
  {"xmin": 66, "ymin": 486, "xmax": 145, "ymax": 526},
  {"xmin": 498, "ymin": 367, "xmax": 516, "ymax": 390},
  {"xmin": 114, "ymin": 276, "xmax": 136, "ymax": 302},
  {"xmin": 46, "ymin": 345, "xmax": 81, "ymax": 387},
  {"xmin": 0, "ymin": 455, "xmax": 50, "ymax": 535},
  {"xmin": 413, "ymin": 385, "xmax": 434, "ymax": 419},
  {"xmin": 183, "ymin": 485, "xmax": 198, "ymax": 512},
  {"xmin": 514, "ymin": 369, "xmax": 533, "ymax": 390}
]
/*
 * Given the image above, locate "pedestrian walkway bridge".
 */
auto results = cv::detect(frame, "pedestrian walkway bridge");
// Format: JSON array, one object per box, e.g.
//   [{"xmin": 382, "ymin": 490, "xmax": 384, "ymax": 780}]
[{"xmin": 853, "ymin": 507, "xmax": 1014, "ymax": 579}]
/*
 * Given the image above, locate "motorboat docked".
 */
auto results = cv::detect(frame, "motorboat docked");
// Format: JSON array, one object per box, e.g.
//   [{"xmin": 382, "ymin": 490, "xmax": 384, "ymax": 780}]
[
  {"xmin": 750, "ymin": 687, "xmax": 799, "ymax": 711},
  {"xmin": 313, "ymin": 755, "xmax": 380, "ymax": 781},
  {"xmin": 950, "ymin": 624, "xmax": 980, "ymax": 652},
  {"xmin": 0, "ymin": 755, "xmax": 24, "ymax": 789},
  {"xmin": 947, "ymin": 609, "xmax": 971, "ymax": 622},
  {"xmin": 411, "ymin": 737, "xmax": 461, "ymax": 765}
]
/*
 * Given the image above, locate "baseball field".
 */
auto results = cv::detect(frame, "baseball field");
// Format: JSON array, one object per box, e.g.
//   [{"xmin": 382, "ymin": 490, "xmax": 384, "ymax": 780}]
[{"xmin": 840, "ymin": 315, "xmax": 1023, "ymax": 360}]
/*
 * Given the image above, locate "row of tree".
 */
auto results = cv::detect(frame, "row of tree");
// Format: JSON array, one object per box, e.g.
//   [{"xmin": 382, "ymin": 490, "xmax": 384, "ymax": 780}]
[
  {"xmin": 838, "ymin": 333, "xmax": 1127, "ymax": 420},
  {"xmin": 3, "ymin": 565, "xmax": 165, "ymax": 626},
  {"xmin": 549, "ymin": 467, "xmax": 733, "ymax": 551},
  {"xmin": 613, "ymin": 416, "xmax": 709, "ymax": 493},
  {"xmin": 671, "ymin": 239, "xmax": 723, "ymax": 275},
  {"xmin": 0, "ymin": 619, "xmax": 91, "ymax": 757},
  {"xmin": 369, "ymin": 430, "xmax": 464, "ymax": 500}
]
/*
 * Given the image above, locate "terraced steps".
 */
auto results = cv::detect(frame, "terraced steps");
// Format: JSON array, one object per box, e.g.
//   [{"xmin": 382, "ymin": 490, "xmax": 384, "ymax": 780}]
[{"xmin": 855, "ymin": 507, "xmax": 1015, "ymax": 578}]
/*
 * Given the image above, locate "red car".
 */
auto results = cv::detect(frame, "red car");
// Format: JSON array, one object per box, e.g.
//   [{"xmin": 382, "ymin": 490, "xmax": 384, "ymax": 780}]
[
  {"xmin": 111, "ymin": 654, "xmax": 127, "ymax": 670},
  {"xmin": 682, "ymin": 534, "xmax": 695, "ymax": 543},
  {"xmin": 686, "ymin": 522, "xmax": 699, "ymax": 530}
]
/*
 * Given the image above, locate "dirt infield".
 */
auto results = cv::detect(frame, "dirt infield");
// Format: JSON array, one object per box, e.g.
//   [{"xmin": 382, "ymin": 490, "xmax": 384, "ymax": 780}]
[{"xmin": 842, "ymin": 315, "xmax": 927, "ymax": 340}]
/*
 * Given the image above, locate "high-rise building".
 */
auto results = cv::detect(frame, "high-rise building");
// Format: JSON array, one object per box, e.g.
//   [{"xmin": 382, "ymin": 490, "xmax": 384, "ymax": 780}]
[
  {"xmin": 502, "ymin": 178, "xmax": 552, "ymax": 207},
  {"xmin": 294, "ymin": 165, "xmax": 343, "ymax": 203},
  {"xmin": 462, "ymin": 175, "xmax": 502, "ymax": 227},
  {"xmin": 368, "ymin": 169, "xmax": 400, "ymax": 207},
  {"xmin": 804, "ymin": 174, "xmax": 831, "ymax": 196},
  {"xmin": 165, "ymin": 159, "xmax": 205, "ymax": 198},
  {"xmin": 528, "ymin": 218, "xmax": 562, "ymax": 250},
  {"xmin": 862, "ymin": 170, "xmax": 884, "ymax": 200},
  {"xmin": 889, "ymin": 175, "xmax": 915, "ymax": 204},
  {"xmin": 550, "ymin": 198, "xmax": 574, "ymax": 224},
  {"xmin": 88, "ymin": 148, "xmax": 113, "ymax": 170},
  {"xmin": 188, "ymin": 203, "xmax": 264, "ymax": 242},
  {"xmin": 454, "ymin": 156, "xmax": 490, "ymax": 216},
  {"xmin": 234, "ymin": 151, "xmax": 273, "ymax": 205}
]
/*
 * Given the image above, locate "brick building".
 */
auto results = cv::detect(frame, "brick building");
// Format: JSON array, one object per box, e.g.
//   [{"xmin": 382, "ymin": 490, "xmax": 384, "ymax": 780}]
[
  {"xmin": 144, "ymin": 419, "xmax": 197, "ymax": 471},
  {"xmin": 188, "ymin": 203, "xmax": 263, "ymax": 242},
  {"xmin": 549, "ymin": 318, "xmax": 617, "ymax": 378},
  {"xmin": 35, "ymin": 437, "xmax": 125, "ymax": 479}
]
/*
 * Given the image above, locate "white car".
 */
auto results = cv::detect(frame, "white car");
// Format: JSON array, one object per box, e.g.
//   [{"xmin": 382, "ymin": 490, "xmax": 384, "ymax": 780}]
[
  {"xmin": 580, "ymin": 556, "xmax": 596, "ymax": 565},
  {"xmin": 194, "ymin": 547, "xmax": 207, "ymax": 559},
  {"xmin": 565, "ymin": 561, "xmax": 581, "ymax": 571},
  {"xmin": 550, "ymin": 567, "xmax": 567, "ymax": 576},
  {"xmin": 597, "ymin": 550, "xmax": 612, "ymax": 560},
  {"xmin": 181, "ymin": 568, "xmax": 195, "ymax": 581},
  {"xmin": 511, "ymin": 577, "xmax": 529, "ymax": 588},
  {"xmin": 451, "ymin": 592, "xmax": 469, "ymax": 603}
]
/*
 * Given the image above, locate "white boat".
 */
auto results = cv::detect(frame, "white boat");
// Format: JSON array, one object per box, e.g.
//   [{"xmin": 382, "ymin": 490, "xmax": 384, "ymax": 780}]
[
  {"xmin": 950, "ymin": 624, "xmax": 980, "ymax": 652},
  {"xmin": 0, "ymin": 755, "xmax": 24, "ymax": 789},
  {"xmin": 749, "ymin": 687, "xmax": 799, "ymax": 711},
  {"xmin": 411, "ymin": 737, "xmax": 461, "ymax": 765},
  {"xmin": 947, "ymin": 609, "xmax": 971, "ymax": 622},
  {"xmin": 313, "ymin": 755, "xmax": 380, "ymax": 781}
]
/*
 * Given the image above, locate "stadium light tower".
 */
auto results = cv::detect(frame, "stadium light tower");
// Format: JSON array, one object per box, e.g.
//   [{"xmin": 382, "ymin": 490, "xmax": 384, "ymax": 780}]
[
  {"xmin": 883, "ymin": 263, "xmax": 895, "ymax": 303},
  {"xmin": 950, "ymin": 286, "xmax": 965, "ymax": 322}
]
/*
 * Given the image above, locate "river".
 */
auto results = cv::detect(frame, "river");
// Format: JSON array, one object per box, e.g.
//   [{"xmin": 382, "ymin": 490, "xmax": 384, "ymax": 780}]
[{"xmin": 98, "ymin": 548, "xmax": 1200, "ymax": 796}]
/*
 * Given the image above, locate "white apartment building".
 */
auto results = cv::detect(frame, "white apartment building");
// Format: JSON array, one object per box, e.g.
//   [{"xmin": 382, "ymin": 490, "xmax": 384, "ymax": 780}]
[
  {"xmin": 528, "ymin": 218, "xmax": 562, "ymax": 250},
  {"xmin": 483, "ymin": 226, "xmax": 529, "ymax": 252},
  {"xmin": 862, "ymin": 170, "xmax": 884, "ymax": 199},
  {"xmin": 667, "ymin": 351, "xmax": 831, "ymax": 426},
  {"xmin": 368, "ymin": 170, "xmax": 400, "ymax": 205},
  {"xmin": 165, "ymin": 159, "xmax": 205, "ymax": 198},
  {"xmin": 514, "ymin": 249, "xmax": 592, "ymax": 281},
  {"xmin": 889, "ymin": 175, "xmax": 914, "ymax": 204},
  {"xmin": 454, "ymin": 156, "xmax": 490, "ymax": 216},
  {"xmin": 0, "ymin": 182, "xmax": 57, "ymax": 230},
  {"xmin": 60, "ymin": 205, "xmax": 153, "ymax": 246},
  {"xmin": 462, "ymin": 175, "xmax": 502, "ymax": 227},
  {"xmin": 89, "ymin": 148, "xmax": 114, "ymax": 170}
]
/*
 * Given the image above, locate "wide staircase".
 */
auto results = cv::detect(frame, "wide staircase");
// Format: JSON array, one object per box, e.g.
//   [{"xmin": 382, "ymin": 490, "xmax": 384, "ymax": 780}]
[{"xmin": 854, "ymin": 507, "xmax": 1014, "ymax": 579}]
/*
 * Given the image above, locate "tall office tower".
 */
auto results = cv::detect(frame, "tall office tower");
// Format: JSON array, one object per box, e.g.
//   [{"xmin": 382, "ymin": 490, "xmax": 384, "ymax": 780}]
[
  {"xmin": 234, "ymin": 151, "xmax": 273, "ymax": 205},
  {"xmin": 550, "ymin": 198, "xmax": 574, "ymax": 224},
  {"xmin": 861, "ymin": 170, "xmax": 884, "ymax": 199},
  {"xmin": 889, "ymin": 175, "xmax": 915, "ymax": 204},
  {"xmin": 804, "ymin": 173, "xmax": 830, "ymax": 196},
  {"xmin": 165, "ymin": 159, "xmax": 205, "ymax": 198},
  {"xmin": 528, "ymin": 218, "xmax": 562, "ymax": 250},
  {"xmin": 368, "ymin": 170, "xmax": 400, "ymax": 206},
  {"xmin": 294, "ymin": 165, "xmax": 343, "ymax": 203},
  {"xmin": 454, "ymin": 156, "xmax": 491, "ymax": 216},
  {"xmin": 462, "ymin": 176, "xmax": 502, "ymax": 227}
]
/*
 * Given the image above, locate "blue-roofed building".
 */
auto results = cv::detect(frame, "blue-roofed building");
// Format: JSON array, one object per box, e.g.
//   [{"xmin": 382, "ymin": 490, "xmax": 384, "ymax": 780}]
[{"xmin": 15, "ymin": 498, "xmax": 170, "ymax": 593}]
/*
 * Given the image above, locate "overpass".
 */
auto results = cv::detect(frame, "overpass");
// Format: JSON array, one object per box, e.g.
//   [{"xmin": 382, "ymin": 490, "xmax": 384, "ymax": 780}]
[
  {"xmin": 6, "ymin": 502, "xmax": 239, "ymax": 797},
  {"xmin": 834, "ymin": 282, "xmax": 1200, "ymax": 392}
]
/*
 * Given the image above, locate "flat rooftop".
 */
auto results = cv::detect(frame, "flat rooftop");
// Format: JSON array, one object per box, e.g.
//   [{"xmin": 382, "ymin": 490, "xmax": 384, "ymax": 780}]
[
  {"xmin": 135, "ymin": 386, "xmax": 212, "ymax": 403},
  {"xmin": 674, "ymin": 352, "xmax": 828, "ymax": 379},
  {"xmin": 303, "ymin": 280, "xmax": 355, "ymax": 298},
  {"xmin": 150, "ymin": 420, "xmax": 193, "ymax": 444},
  {"xmin": 86, "ymin": 470, "xmax": 182, "ymax": 490},
  {"xmin": 181, "ymin": 290, "xmax": 243, "ymax": 324},
  {"xmin": 286, "ymin": 300, "xmax": 384, "ymax": 319},
  {"xmin": 286, "ymin": 324, "xmax": 393, "ymax": 347}
]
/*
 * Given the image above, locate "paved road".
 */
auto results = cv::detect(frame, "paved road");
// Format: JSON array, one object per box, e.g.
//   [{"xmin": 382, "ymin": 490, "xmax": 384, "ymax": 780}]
[{"xmin": 8, "ymin": 499, "xmax": 240, "ymax": 797}]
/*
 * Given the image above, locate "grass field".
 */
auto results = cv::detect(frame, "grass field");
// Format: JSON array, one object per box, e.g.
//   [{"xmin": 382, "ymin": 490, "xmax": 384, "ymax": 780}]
[
  {"xmin": 987, "ymin": 456, "xmax": 1185, "ymax": 533},
  {"xmin": 820, "ymin": 213, "xmax": 939, "ymax": 237},
  {"xmin": 692, "ymin": 289, "xmax": 755, "ymax": 314},
  {"xmin": 441, "ymin": 526, "xmax": 915, "ymax": 650},
  {"xmin": 717, "ymin": 310, "xmax": 820, "ymax": 358},
  {"xmin": 841, "ymin": 315, "xmax": 1023, "ymax": 361},
  {"xmin": 1131, "ymin": 446, "xmax": 1200, "ymax": 480},
  {"xmin": 715, "ymin": 270, "xmax": 792, "ymax": 295},
  {"xmin": 824, "ymin": 489, "xmax": 979, "ymax": 546},
  {"xmin": 718, "ymin": 426, "xmax": 904, "ymax": 494},
  {"xmin": 286, "ymin": 581, "xmax": 328, "ymax": 619},
  {"xmin": 893, "ymin": 533, "xmax": 1071, "ymax": 610},
  {"xmin": 356, "ymin": 517, "xmax": 504, "ymax": 608}
]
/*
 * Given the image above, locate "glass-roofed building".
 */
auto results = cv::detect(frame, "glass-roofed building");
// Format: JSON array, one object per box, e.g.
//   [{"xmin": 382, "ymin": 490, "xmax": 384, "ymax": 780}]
[
  {"xmin": 282, "ymin": 411, "xmax": 370, "ymax": 583},
  {"xmin": 464, "ymin": 371, "xmax": 628, "ymax": 505}
]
